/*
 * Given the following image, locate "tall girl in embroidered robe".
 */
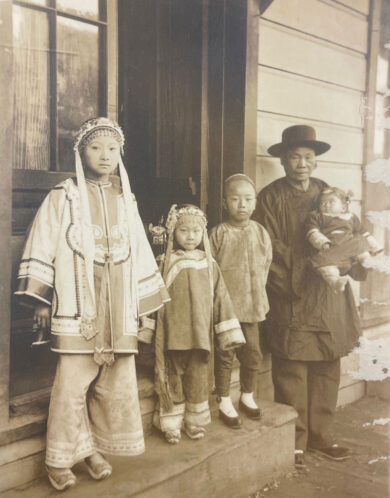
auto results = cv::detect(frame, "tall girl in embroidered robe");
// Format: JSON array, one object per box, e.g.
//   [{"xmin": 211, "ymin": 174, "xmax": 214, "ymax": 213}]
[
  {"xmin": 148, "ymin": 204, "xmax": 245, "ymax": 444},
  {"xmin": 15, "ymin": 118, "xmax": 169, "ymax": 491}
]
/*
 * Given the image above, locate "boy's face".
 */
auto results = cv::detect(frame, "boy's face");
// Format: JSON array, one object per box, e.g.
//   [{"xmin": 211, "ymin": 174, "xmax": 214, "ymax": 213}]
[
  {"xmin": 319, "ymin": 193, "xmax": 345, "ymax": 215},
  {"xmin": 223, "ymin": 180, "xmax": 256, "ymax": 226},
  {"xmin": 175, "ymin": 219, "xmax": 203, "ymax": 251},
  {"xmin": 281, "ymin": 146, "xmax": 317, "ymax": 183},
  {"xmin": 82, "ymin": 135, "xmax": 120, "ymax": 181}
]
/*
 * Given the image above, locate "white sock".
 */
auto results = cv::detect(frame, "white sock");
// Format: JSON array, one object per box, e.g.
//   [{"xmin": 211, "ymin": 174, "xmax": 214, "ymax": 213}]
[
  {"xmin": 241, "ymin": 392, "xmax": 258, "ymax": 409},
  {"xmin": 219, "ymin": 396, "xmax": 238, "ymax": 417}
]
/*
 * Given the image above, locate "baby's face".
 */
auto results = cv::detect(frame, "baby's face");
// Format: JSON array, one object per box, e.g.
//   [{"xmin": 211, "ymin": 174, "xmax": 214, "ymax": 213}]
[
  {"xmin": 175, "ymin": 219, "xmax": 203, "ymax": 251},
  {"xmin": 319, "ymin": 193, "xmax": 345, "ymax": 215}
]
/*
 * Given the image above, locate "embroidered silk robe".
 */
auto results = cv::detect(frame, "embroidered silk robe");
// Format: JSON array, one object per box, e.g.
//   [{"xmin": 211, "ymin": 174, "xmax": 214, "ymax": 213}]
[{"xmin": 16, "ymin": 177, "xmax": 169, "ymax": 356}]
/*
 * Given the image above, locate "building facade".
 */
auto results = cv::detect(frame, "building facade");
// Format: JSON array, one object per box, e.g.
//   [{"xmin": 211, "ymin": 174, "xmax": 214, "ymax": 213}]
[{"xmin": 0, "ymin": 0, "xmax": 388, "ymax": 491}]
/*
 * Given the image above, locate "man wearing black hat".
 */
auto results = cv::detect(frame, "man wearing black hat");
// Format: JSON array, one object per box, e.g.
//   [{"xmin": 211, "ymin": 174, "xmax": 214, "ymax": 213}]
[{"xmin": 253, "ymin": 125, "xmax": 361, "ymax": 464}]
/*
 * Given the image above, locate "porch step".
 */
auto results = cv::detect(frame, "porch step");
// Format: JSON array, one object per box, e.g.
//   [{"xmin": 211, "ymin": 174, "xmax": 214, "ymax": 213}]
[{"xmin": 2, "ymin": 401, "xmax": 297, "ymax": 498}]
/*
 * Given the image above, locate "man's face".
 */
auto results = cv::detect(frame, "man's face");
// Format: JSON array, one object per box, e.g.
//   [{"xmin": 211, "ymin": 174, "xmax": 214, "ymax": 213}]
[{"xmin": 281, "ymin": 147, "xmax": 317, "ymax": 183}]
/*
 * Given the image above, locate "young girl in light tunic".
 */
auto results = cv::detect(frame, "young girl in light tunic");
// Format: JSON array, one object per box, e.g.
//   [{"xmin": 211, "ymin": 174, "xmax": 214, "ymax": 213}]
[
  {"xmin": 16, "ymin": 117, "xmax": 169, "ymax": 490},
  {"xmin": 146, "ymin": 204, "xmax": 245, "ymax": 444}
]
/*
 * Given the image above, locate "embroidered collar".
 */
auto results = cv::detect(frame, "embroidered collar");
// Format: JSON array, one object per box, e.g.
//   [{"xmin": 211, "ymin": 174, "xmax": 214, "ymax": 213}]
[{"xmin": 85, "ymin": 178, "xmax": 112, "ymax": 187}]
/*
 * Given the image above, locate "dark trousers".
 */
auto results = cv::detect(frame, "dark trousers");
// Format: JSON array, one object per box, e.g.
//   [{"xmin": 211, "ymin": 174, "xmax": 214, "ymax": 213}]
[
  {"xmin": 272, "ymin": 355, "xmax": 341, "ymax": 451},
  {"xmin": 215, "ymin": 322, "xmax": 263, "ymax": 397},
  {"xmin": 168, "ymin": 350, "xmax": 210, "ymax": 404}
]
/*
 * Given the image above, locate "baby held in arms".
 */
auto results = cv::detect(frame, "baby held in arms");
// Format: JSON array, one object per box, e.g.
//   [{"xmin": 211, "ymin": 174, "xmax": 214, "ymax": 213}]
[{"xmin": 305, "ymin": 187, "xmax": 382, "ymax": 293}]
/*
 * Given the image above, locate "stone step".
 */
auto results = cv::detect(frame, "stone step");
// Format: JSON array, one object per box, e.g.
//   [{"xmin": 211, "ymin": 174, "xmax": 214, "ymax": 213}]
[{"xmin": 2, "ymin": 401, "xmax": 297, "ymax": 498}]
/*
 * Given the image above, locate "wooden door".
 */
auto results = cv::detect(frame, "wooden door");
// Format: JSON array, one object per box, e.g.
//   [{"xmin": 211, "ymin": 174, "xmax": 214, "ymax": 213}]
[{"xmin": 118, "ymin": 0, "xmax": 206, "ymax": 227}]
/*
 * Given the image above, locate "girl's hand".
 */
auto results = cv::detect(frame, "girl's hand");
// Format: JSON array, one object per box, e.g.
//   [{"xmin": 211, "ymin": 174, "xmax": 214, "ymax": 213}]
[{"xmin": 33, "ymin": 304, "xmax": 51, "ymax": 332}]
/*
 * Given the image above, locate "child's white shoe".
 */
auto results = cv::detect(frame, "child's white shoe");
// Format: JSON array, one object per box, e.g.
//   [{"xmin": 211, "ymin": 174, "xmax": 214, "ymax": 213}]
[
  {"xmin": 239, "ymin": 392, "xmax": 262, "ymax": 420},
  {"xmin": 218, "ymin": 396, "xmax": 242, "ymax": 428}
]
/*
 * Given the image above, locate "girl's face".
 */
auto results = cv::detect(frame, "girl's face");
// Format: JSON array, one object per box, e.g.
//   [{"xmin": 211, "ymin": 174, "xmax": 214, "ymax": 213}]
[
  {"xmin": 319, "ymin": 193, "xmax": 345, "ymax": 214},
  {"xmin": 223, "ymin": 180, "xmax": 256, "ymax": 226},
  {"xmin": 82, "ymin": 135, "xmax": 120, "ymax": 181},
  {"xmin": 175, "ymin": 219, "xmax": 203, "ymax": 251}
]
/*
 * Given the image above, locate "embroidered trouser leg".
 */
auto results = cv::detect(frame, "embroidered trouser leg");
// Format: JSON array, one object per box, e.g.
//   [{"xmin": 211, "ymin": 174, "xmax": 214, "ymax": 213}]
[
  {"xmin": 215, "ymin": 322, "xmax": 262, "ymax": 396},
  {"xmin": 272, "ymin": 355, "xmax": 340, "ymax": 451},
  {"xmin": 158, "ymin": 350, "xmax": 210, "ymax": 432},
  {"xmin": 46, "ymin": 354, "xmax": 144, "ymax": 468}
]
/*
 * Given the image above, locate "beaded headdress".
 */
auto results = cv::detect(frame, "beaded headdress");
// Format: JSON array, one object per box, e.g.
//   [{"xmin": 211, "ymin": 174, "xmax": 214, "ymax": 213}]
[
  {"xmin": 165, "ymin": 204, "xmax": 207, "ymax": 234},
  {"xmin": 74, "ymin": 117, "xmax": 125, "ymax": 154}
]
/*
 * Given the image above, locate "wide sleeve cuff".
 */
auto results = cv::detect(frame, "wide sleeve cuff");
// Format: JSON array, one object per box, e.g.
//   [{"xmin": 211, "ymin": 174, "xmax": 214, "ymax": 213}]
[
  {"xmin": 217, "ymin": 328, "xmax": 246, "ymax": 351},
  {"xmin": 15, "ymin": 276, "xmax": 53, "ymax": 305},
  {"xmin": 307, "ymin": 229, "xmax": 331, "ymax": 250},
  {"xmin": 138, "ymin": 272, "xmax": 170, "ymax": 317},
  {"xmin": 365, "ymin": 234, "xmax": 383, "ymax": 254}
]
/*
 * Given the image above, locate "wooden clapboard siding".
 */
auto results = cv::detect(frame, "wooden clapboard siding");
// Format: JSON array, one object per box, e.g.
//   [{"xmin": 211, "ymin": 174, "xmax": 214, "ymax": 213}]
[
  {"xmin": 258, "ymin": 19, "xmax": 366, "ymax": 91},
  {"xmin": 257, "ymin": 112, "xmax": 364, "ymax": 164},
  {"xmin": 329, "ymin": 0, "xmax": 370, "ymax": 15},
  {"xmin": 258, "ymin": 67, "xmax": 364, "ymax": 128},
  {"xmin": 262, "ymin": 0, "xmax": 368, "ymax": 53},
  {"xmin": 256, "ymin": 158, "xmax": 363, "ymax": 202}
]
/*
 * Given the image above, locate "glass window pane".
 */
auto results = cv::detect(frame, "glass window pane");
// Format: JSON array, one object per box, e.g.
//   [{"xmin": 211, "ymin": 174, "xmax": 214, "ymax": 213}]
[
  {"xmin": 57, "ymin": 0, "xmax": 99, "ymax": 20},
  {"xmin": 57, "ymin": 17, "xmax": 99, "ymax": 171},
  {"xmin": 13, "ymin": 5, "xmax": 50, "ymax": 170}
]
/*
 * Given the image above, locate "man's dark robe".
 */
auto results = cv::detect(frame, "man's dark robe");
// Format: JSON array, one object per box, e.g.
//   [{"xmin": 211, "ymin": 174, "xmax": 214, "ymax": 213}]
[{"xmin": 253, "ymin": 176, "xmax": 361, "ymax": 362}]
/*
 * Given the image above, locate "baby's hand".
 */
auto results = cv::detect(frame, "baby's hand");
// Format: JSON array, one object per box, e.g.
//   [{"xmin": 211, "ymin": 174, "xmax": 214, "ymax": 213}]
[
  {"xmin": 322, "ymin": 242, "xmax": 331, "ymax": 251},
  {"xmin": 33, "ymin": 304, "xmax": 51, "ymax": 332}
]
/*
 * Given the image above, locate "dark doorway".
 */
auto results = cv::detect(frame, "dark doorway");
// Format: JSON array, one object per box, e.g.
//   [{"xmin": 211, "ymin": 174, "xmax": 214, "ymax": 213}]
[{"xmin": 118, "ymin": 0, "xmax": 206, "ymax": 226}]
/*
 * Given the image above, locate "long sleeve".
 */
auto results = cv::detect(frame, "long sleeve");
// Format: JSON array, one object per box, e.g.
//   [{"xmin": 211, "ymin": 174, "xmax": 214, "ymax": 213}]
[
  {"xmin": 304, "ymin": 212, "xmax": 331, "ymax": 250},
  {"xmin": 254, "ymin": 188, "xmax": 293, "ymax": 297},
  {"xmin": 212, "ymin": 262, "xmax": 245, "ymax": 350},
  {"xmin": 15, "ymin": 187, "xmax": 66, "ymax": 306}
]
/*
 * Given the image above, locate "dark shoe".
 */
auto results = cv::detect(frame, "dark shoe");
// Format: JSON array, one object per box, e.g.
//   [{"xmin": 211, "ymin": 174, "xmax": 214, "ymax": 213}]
[
  {"xmin": 294, "ymin": 451, "xmax": 307, "ymax": 469},
  {"xmin": 218, "ymin": 409, "xmax": 242, "ymax": 429},
  {"xmin": 238, "ymin": 399, "xmax": 262, "ymax": 420},
  {"xmin": 309, "ymin": 444, "xmax": 350, "ymax": 461}
]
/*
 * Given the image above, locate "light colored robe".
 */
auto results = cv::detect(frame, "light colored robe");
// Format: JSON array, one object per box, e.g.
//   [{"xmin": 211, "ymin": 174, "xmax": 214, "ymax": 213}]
[{"xmin": 16, "ymin": 177, "xmax": 169, "ymax": 356}]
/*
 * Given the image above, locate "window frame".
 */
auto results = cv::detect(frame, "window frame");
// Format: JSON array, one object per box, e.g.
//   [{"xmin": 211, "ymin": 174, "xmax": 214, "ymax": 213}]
[{"xmin": 12, "ymin": 0, "xmax": 108, "ymax": 173}]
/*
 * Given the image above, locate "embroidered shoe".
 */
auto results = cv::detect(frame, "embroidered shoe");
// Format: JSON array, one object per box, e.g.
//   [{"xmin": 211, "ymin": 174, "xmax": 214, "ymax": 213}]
[
  {"xmin": 184, "ymin": 424, "xmax": 206, "ymax": 440},
  {"xmin": 164, "ymin": 430, "xmax": 181, "ymax": 444},
  {"xmin": 85, "ymin": 453, "xmax": 112, "ymax": 480},
  {"xmin": 46, "ymin": 466, "xmax": 76, "ymax": 491}
]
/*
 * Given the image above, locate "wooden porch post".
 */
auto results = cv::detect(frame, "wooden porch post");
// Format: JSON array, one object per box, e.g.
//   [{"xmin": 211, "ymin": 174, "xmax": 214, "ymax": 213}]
[{"xmin": 0, "ymin": 1, "xmax": 13, "ymax": 426}]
